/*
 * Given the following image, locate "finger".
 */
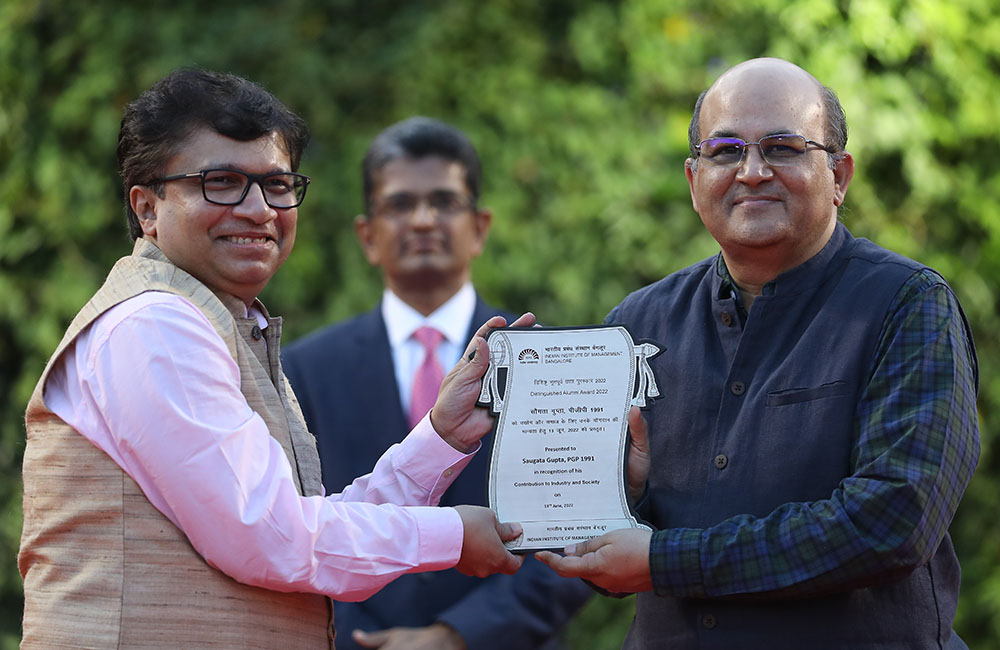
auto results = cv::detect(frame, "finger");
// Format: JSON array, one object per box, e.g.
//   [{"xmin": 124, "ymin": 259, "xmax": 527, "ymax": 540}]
[
  {"xmin": 352, "ymin": 629, "xmax": 388, "ymax": 648},
  {"xmin": 497, "ymin": 521, "xmax": 523, "ymax": 543},
  {"xmin": 463, "ymin": 334, "xmax": 488, "ymax": 366},
  {"xmin": 534, "ymin": 550, "xmax": 592, "ymax": 578},
  {"xmin": 507, "ymin": 311, "xmax": 536, "ymax": 328},
  {"xmin": 470, "ymin": 315, "xmax": 510, "ymax": 344}
]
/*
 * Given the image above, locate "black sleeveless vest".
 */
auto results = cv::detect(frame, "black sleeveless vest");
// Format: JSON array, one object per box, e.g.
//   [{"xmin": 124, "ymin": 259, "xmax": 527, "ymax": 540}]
[{"xmin": 611, "ymin": 224, "xmax": 971, "ymax": 649}]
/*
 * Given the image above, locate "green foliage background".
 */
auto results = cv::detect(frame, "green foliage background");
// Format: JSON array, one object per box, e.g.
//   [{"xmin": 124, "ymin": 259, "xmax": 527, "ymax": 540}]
[{"xmin": 1, "ymin": 0, "xmax": 998, "ymax": 647}]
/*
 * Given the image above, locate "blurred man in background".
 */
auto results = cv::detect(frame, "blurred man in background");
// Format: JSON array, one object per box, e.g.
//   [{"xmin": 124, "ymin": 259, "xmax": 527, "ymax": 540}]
[{"xmin": 285, "ymin": 117, "xmax": 592, "ymax": 650}]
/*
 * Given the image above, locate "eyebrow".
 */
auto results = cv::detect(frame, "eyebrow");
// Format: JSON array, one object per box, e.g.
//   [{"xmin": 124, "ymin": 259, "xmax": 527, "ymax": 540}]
[
  {"xmin": 201, "ymin": 164, "xmax": 292, "ymax": 174},
  {"xmin": 705, "ymin": 130, "xmax": 799, "ymax": 140},
  {"xmin": 383, "ymin": 188, "xmax": 463, "ymax": 196}
]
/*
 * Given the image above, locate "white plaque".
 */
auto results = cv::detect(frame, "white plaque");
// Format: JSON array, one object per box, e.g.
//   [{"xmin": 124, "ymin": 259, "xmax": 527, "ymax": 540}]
[{"xmin": 478, "ymin": 326, "xmax": 662, "ymax": 552}]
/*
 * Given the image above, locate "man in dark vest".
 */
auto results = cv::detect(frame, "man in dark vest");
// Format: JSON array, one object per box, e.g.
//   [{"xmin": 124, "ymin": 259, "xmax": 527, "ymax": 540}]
[
  {"xmin": 284, "ymin": 117, "xmax": 591, "ymax": 650},
  {"xmin": 538, "ymin": 57, "xmax": 979, "ymax": 649},
  {"xmin": 19, "ymin": 68, "xmax": 530, "ymax": 649}
]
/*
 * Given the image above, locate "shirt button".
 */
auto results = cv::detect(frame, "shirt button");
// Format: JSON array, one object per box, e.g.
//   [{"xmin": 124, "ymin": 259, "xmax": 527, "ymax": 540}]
[
  {"xmin": 730, "ymin": 381, "xmax": 745, "ymax": 396},
  {"xmin": 714, "ymin": 454, "xmax": 728, "ymax": 470},
  {"xmin": 702, "ymin": 614, "xmax": 717, "ymax": 629},
  {"xmin": 251, "ymin": 325, "xmax": 263, "ymax": 340},
  {"xmin": 444, "ymin": 469, "xmax": 454, "ymax": 477},
  {"xmin": 720, "ymin": 311, "xmax": 733, "ymax": 327}
]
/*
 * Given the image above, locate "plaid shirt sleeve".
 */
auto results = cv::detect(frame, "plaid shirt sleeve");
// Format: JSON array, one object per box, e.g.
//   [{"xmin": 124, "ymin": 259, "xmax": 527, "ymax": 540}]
[{"xmin": 650, "ymin": 269, "xmax": 980, "ymax": 598}]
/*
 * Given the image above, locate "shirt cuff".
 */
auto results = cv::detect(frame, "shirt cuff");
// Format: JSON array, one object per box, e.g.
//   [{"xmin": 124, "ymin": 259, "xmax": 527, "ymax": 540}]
[
  {"xmin": 650, "ymin": 527, "xmax": 705, "ymax": 597},
  {"xmin": 393, "ymin": 412, "xmax": 478, "ymax": 501},
  {"xmin": 410, "ymin": 505, "xmax": 465, "ymax": 571}
]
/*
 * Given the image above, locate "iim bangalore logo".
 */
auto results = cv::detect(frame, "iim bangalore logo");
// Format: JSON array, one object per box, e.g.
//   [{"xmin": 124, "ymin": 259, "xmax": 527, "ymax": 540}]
[{"xmin": 518, "ymin": 348, "xmax": 540, "ymax": 363}]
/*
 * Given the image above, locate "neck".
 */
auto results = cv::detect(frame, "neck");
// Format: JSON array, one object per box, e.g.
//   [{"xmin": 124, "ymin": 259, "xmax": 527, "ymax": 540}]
[
  {"xmin": 387, "ymin": 277, "xmax": 467, "ymax": 317},
  {"xmin": 721, "ymin": 223, "xmax": 837, "ymax": 309},
  {"xmin": 721, "ymin": 251, "xmax": 777, "ymax": 306}
]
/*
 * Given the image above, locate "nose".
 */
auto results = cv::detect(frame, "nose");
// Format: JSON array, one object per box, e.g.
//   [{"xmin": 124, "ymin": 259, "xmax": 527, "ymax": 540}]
[
  {"xmin": 408, "ymin": 199, "xmax": 437, "ymax": 228},
  {"xmin": 232, "ymin": 181, "xmax": 278, "ymax": 222},
  {"xmin": 735, "ymin": 144, "xmax": 775, "ymax": 184}
]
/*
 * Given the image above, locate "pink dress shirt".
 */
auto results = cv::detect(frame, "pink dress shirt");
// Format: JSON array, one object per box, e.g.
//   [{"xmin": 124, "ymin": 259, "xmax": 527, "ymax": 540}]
[{"xmin": 43, "ymin": 291, "xmax": 474, "ymax": 601}]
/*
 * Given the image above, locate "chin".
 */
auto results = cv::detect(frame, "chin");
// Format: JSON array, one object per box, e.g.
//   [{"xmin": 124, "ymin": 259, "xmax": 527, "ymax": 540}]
[{"xmin": 727, "ymin": 220, "xmax": 792, "ymax": 245}]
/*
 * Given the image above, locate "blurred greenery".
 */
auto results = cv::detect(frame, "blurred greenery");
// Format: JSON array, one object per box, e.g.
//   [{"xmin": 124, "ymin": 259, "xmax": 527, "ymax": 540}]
[{"xmin": 1, "ymin": 0, "xmax": 998, "ymax": 647}]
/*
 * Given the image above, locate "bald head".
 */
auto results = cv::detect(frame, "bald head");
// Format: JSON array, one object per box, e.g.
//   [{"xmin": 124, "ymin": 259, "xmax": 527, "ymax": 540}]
[{"xmin": 688, "ymin": 58, "xmax": 847, "ymax": 157}]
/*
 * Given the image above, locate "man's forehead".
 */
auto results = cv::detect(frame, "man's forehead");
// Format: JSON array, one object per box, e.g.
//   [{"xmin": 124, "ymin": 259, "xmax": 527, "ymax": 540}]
[
  {"xmin": 169, "ymin": 128, "xmax": 291, "ymax": 170},
  {"xmin": 374, "ymin": 155, "xmax": 469, "ymax": 195},
  {"xmin": 700, "ymin": 61, "xmax": 825, "ymax": 136}
]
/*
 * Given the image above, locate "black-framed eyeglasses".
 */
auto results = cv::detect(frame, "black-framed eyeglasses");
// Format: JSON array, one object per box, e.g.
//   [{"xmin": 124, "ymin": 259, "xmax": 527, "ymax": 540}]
[
  {"xmin": 694, "ymin": 134, "xmax": 834, "ymax": 168},
  {"xmin": 147, "ymin": 168, "xmax": 310, "ymax": 209},
  {"xmin": 373, "ymin": 190, "xmax": 473, "ymax": 220}
]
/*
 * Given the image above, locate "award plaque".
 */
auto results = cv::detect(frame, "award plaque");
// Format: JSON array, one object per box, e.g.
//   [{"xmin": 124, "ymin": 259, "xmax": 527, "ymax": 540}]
[{"xmin": 478, "ymin": 326, "xmax": 663, "ymax": 552}]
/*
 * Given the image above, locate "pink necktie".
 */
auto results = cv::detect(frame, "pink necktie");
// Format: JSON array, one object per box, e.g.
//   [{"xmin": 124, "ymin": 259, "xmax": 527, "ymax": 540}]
[{"xmin": 408, "ymin": 326, "xmax": 445, "ymax": 428}]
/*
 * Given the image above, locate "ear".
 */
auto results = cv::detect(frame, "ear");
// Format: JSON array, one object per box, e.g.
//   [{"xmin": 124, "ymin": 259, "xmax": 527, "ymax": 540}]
[
  {"xmin": 354, "ymin": 214, "xmax": 381, "ymax": 266},
  {"xmin": 130, "ymin": 185, "xmax": 159, "ymax": 238},
  {"xmin": 469, "ymin": 208, "xmax": 492, "ymax": 258},
  {"xmin": 831, "ymin": 151, "xmax": 854, "ymax": 207},
  {"xmin": 684, "ymin": 158, "xmax": 700, "ymax": 214}
]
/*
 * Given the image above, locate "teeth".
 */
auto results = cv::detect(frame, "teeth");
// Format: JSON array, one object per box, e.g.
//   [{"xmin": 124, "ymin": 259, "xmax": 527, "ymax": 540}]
[{"xmin": 226, "ymin": 236, "xmax": 269, "ymax": 244}]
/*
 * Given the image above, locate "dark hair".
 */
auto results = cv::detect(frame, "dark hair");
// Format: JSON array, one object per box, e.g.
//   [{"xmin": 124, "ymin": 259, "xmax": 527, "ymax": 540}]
[
  {"xmin": 117, "ymin": 68, "xmax": 310, "ymax": 240},
  {"xmin": 361, "ymin": 117, "xmax": 482, "ymax": 215},
  {"xmin": 687, "ymin": 81, "xmax": 849, "ymax": 160}
]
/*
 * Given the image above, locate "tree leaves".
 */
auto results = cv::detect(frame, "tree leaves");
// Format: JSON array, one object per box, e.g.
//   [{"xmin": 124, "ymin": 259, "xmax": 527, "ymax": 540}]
[{"xmin": 2, "ymin": 0, "xmax": 998, "ymax": 646}]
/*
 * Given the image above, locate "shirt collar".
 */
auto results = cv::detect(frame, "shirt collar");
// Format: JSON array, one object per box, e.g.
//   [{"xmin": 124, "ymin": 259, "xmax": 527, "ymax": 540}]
[
  {"xmin": 382, "ymin": 282, "xmax": 477, "ymax": 347},
  {"xmin": 245, "ymin": 302, "xmax": 270, "ymax": 330}
]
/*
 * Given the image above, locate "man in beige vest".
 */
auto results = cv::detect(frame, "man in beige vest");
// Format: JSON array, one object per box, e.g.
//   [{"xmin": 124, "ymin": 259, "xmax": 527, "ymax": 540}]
[{"xmin": 19, "ymin": 68, "xmax": 529, "ymax": 649}]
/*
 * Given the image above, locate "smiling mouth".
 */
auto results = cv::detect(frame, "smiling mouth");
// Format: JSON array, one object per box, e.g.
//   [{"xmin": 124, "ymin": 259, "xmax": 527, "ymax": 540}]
[{"xmin": 222, "ymin": 235, "xmax": 272, "ymax": 244}]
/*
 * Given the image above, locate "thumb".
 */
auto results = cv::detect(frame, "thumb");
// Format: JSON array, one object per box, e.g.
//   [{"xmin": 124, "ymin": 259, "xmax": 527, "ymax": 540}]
[
  {"xmin": 564, "ymin": 534, "xmax": 606, "ymax": 557},
  {"xmin": 497, "ymin": 520, "xmax": 523, "ymax": 543},
  {"xmin": 628, "ymin": 406, "xmax": 649, "ymax": 453}
]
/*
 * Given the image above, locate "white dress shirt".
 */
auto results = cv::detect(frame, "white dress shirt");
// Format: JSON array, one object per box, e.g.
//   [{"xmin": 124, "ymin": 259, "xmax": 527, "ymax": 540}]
[
  {"xmin": 381, "ymin": 282, "xmax": 477, "ymax": 414},
  {"xmin": 43, "ymin": 290, "xmax": 475, "ymax": 602}
]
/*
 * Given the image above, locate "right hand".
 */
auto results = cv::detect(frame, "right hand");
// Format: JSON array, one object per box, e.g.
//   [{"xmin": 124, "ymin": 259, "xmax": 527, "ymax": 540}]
[
  {"xmin": 453, "ymin": 505, "xmax": 524, "ymax": 577},
  {"xmin": 535, "ymin": 527, "xmax": 653, "ymax": 594},
  {"xmin": 431, "ymin": 312, "xmax": 536, "ymax": 453}
]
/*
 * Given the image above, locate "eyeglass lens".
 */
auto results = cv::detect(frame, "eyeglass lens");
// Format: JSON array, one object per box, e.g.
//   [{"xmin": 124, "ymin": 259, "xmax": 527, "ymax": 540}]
[
  {"xmin": 202, "ymin": 170, "xmax": 308, "ymax": 208},
  {"xmin": 376, "ymin": 190, "xmax": 471, "ymax": 218},
  {"xmin": 699, "ymin": 135, "xmax": 810, "ymax": 167}
]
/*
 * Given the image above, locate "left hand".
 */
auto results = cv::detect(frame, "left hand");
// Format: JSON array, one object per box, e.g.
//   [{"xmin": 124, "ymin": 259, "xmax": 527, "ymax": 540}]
[
  {"xmin": 626, "ymin": 406, "xmax": 650, "ymax": 505},
  {"xmin": 535, "ymin": 527, "xmax": 654, "ymax": 594},
  {"xmin": 352, "ymin": 623, "xmax": 466, "ymax": 650},
  {"xmin": 431, "ymin": 312, "xmax": 536, "ymax": 452}
]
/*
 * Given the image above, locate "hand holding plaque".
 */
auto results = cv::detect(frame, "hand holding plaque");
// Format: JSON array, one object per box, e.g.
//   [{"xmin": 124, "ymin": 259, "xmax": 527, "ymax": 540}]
[{"xmin": 478, "ymin": 326, "xmax": 663, "ymax": 552}]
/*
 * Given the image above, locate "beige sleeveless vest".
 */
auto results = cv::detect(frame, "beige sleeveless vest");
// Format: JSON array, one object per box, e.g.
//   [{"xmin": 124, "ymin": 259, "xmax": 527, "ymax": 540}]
[{"xmin": 19, "ymin": 239, "xmax": 334, "ymax": 648}]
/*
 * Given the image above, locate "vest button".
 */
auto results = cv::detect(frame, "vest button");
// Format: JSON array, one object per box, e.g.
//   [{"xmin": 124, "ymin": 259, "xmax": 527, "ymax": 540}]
[
  {"xmin": 702, "ymin": 614, "xmax": 717, "ymax": 629},
  {"xmin": 720, "ymin": 311, "xmax": 733, "ymax": 327},
  {"xmin": 714, "ymin": 454, "xmax": 728, "ymax": 470},
  {"xmin": 251, "ymin": 325, "xmax": 263, "ymax": 340},
  {"xmin": 730, "ymin": 381, "xmax": 745, "ymax": 395}
]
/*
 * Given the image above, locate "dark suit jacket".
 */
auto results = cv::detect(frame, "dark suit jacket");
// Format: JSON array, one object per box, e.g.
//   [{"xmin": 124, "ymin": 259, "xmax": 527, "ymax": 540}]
[{"xmin": 283, "ymin": 297, "xmax": 592, "ymax": 650}]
